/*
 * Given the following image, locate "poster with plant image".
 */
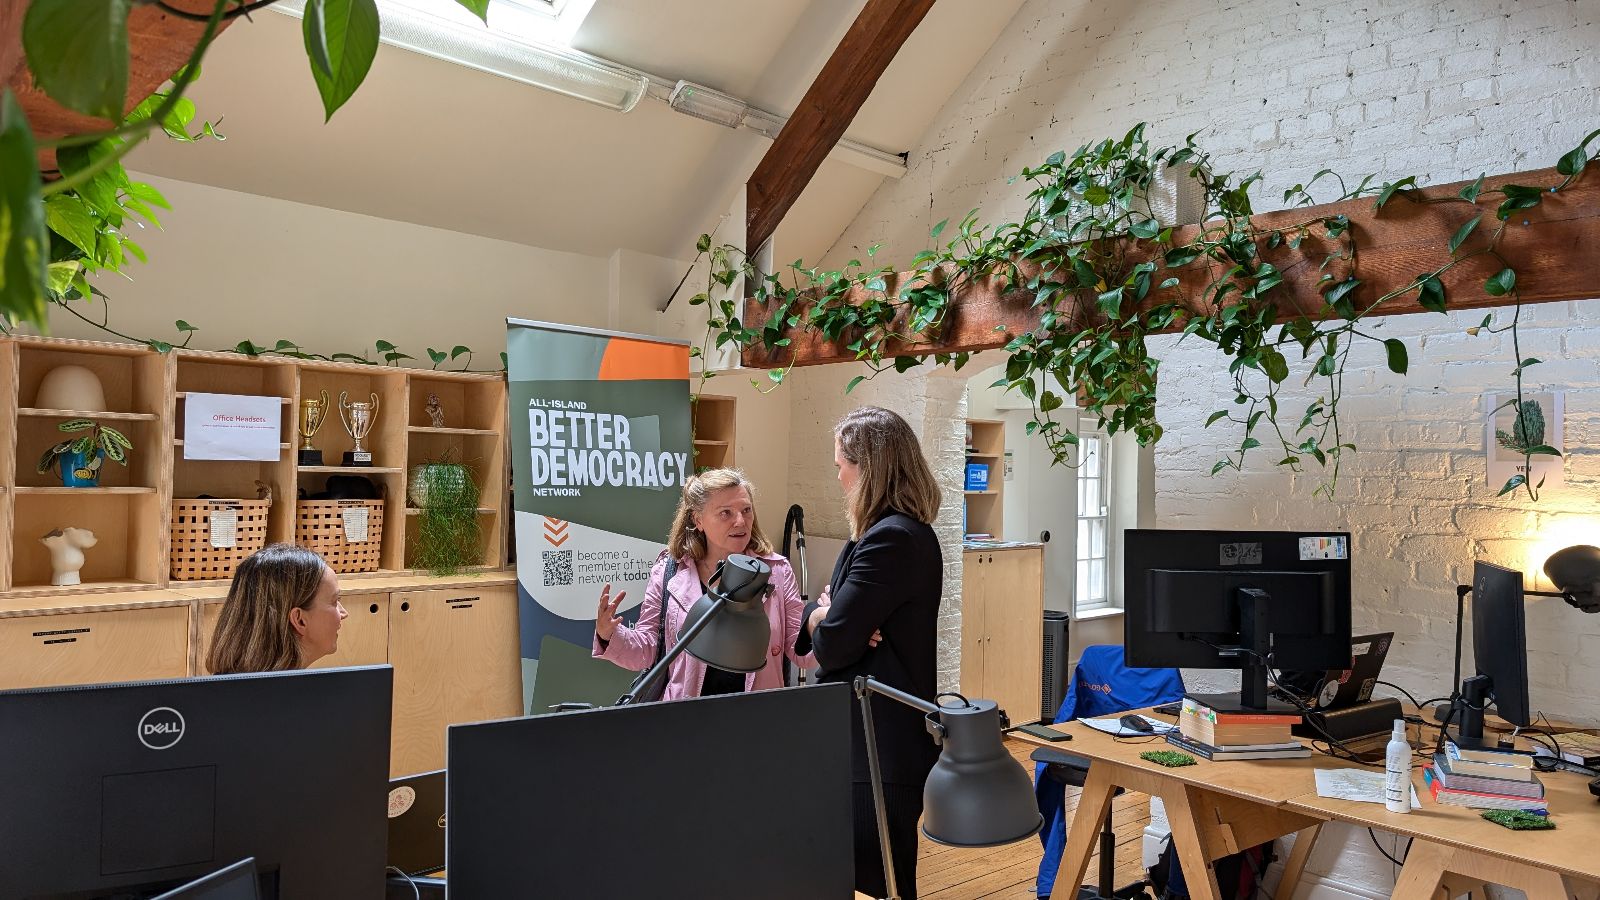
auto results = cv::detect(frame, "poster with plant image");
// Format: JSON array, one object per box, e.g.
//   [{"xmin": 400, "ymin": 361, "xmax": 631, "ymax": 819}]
[{"xmin": 1485, "ymin": 391, "xmax": 1564, "ymax": 493}]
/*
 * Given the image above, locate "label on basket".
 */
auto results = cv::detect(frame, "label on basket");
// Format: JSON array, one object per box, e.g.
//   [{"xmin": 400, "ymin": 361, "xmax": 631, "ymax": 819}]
[
  {"xmin": 209, "ymin": 507, "xmax": 239, "ymax": 549},
  {"xmin": 342, "ymin": 506, "xmax": 370, "ymax": 544}
]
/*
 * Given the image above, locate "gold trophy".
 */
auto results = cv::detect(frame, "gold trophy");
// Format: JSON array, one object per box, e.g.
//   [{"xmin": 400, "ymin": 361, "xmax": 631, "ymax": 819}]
[
  {"xmin": 298, "ymin": 389, "xmax": 330, "ymax": 466},
  {"xmin": 338, "ymin": 391, "xmax": 380, "ymax": 467}
]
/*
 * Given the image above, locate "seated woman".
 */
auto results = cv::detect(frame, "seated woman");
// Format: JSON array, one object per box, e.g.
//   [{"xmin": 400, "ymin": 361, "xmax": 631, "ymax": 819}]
[
  {"xmin": 592, "ymin": 468, "xmax": 820, "ymax": 699},
  {"xmin": 207, "ymin": 543, "xmax": 348, "ymax": 675}
]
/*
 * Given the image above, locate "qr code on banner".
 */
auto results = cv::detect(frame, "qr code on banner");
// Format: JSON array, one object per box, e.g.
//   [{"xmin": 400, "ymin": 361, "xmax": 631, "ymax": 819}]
[{"xmin": 542, "ymin": 550, "xmax": 573, "ymax": 586}]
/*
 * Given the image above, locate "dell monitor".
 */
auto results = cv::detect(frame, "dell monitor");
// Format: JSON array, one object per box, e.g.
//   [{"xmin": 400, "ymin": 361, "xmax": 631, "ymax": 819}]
[
  {"xmin": 153, "ymin": 858, "xmax": 260, "ymax": 900},
  {"xmin": 1125, "ymin": 529, "xmax": 1353, "ymax": 714},
  {"xmin": 446, "ymin": 682, "xmax": 854, "ymax": 900},
  {"xmin": 0, "ymin": 666, "xmax": 392, "ymax": 899},
  {"xmin": 1451, "ymin": 560, "xmax": 1532, "ymax": 745}
]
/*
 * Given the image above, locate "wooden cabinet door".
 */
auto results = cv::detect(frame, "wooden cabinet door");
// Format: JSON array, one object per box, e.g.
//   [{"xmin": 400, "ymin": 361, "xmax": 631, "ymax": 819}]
[
  {"xmin": 982, "ymin": 549, "xmax": 1045, "ymax": 724},
  {"xmin": 196, "ymin": 593, "xmax": 390, "ymax": 674},
  {"xmin": 388, "ymin": 585, "xmax": 521, "ymax": 776},
  {"xmin": 960, "ymin": 551, "xmax": 987, "ymax": 700},
  {"xmin": 0, "ymin": 606, "xmax": 190, "ymax": 689}
]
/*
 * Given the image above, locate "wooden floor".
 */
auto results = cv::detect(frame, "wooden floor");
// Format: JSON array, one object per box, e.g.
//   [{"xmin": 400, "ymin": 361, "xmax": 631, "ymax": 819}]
[{"xmin": 914, "ymin": 738, "xmax": 1153, "ymax": 900}]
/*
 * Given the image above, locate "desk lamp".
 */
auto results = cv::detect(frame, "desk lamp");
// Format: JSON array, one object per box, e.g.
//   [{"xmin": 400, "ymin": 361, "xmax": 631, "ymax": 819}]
[
  {"xmin": 614, "ymin": 554, "xmax": 772, "ymax": 705},
  {"xmin": 1540, "ymin": 544, "xmax": 1600, "ymax": 612},
  {"xmin": 855, "ymin": 677, "xmax": 1042, "ymax": 900}
]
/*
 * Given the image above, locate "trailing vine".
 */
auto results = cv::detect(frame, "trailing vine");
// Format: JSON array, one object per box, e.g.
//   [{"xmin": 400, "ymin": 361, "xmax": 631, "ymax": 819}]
[{"xmin": 693, "ymin": 123, "xmax": 1600, "ymax": 500}]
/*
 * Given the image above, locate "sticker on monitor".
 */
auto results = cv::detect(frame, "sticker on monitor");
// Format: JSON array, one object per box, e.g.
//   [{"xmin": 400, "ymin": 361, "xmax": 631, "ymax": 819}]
[
  {"xmin": 1219, "ymin": 542, "xmax": 1263, "ymax": 566},
  {"xmin": 1298, "ymin": 536, "xmax": 1348, "ymax": 560}
]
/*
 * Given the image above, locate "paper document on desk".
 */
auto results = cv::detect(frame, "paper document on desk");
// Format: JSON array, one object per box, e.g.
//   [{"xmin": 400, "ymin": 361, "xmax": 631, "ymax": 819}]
[
  {"xmin": 1315, "ymin": 768, "xmax": 1421, "ymax": 806},
  {"xmin": 1081, "ymin": 715, "xmax": 1176, "ymax": 737}
]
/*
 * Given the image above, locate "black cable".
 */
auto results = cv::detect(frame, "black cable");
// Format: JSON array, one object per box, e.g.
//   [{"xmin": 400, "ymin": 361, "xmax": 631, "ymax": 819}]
[
  {"xmin": 1367, "ymin": 828, "xmax": 1403, "ymax": 867},
  {"xmin": 1376, "ymin": 680, "xmax": 1422, "ymax": 710},
  {"xmin": 156, "ymin": 0, "xmax": 282, "ymax": 21}
]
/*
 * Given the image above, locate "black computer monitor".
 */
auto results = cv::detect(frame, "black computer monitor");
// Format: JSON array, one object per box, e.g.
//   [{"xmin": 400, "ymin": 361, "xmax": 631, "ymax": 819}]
[
  {"xmin": 446, "ymin": 682, "xmax": 854, "ymax": 899},
  {"xmin": 1125, "ymin": 529, "xmax": 1353, "ymax": 713},
  {"xmin": 152, "ymin": 858, "xmax": 260, "ymax": 900},
  {"xmin": 0, "ymin": 666, "xmax": 392, "ymax": 899},
  {"xmin": 1453, "ymin": 560, "xmax": 1531, "ymax": 744}
]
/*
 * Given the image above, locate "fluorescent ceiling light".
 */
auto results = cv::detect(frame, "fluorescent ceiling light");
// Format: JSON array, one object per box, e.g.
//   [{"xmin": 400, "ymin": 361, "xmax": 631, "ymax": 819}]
[
  {"xmin": 668, "ymin": 81, "xmax": 749, "ymax": 129},
  {"xmin": 272, "ymin": 0, "xmax": 644, "ymax": 112}
]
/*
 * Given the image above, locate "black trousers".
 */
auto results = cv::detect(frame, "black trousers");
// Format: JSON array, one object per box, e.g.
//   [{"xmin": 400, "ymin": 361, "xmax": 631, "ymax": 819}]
[{"xmin": 852, "ymin": 782, "xmax": 924, "ymax": 900}]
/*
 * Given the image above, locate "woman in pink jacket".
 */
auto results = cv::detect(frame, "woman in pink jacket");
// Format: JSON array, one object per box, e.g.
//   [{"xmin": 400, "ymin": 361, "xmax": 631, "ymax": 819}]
[{"xmin": 592, "ymin": 468, "xmax": 829, "ymax": 699}]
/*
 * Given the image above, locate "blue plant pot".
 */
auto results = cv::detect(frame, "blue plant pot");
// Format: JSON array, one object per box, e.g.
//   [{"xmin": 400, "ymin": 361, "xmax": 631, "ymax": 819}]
[{"xmin": 59, "ymin": 448, "xmax": 104, "ymax": 488}]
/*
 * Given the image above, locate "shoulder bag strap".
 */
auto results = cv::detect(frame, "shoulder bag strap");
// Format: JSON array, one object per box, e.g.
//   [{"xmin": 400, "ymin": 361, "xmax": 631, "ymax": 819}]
[{"xmin": 654, "ymin": 556, "xmax": 678, "ymax": 665}]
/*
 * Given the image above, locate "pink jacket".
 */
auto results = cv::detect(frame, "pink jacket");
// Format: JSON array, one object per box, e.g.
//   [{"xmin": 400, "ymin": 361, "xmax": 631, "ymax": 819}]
[{"xmin": 592, "ymin": 551, "xmax": 815, "ymax": 700}]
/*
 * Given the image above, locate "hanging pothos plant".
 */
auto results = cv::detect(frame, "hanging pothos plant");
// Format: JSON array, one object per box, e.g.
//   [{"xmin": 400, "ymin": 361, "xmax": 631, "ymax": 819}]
[{"xmin": 692, "ymin": 123, "xmax": 1599, "ymax": 501}]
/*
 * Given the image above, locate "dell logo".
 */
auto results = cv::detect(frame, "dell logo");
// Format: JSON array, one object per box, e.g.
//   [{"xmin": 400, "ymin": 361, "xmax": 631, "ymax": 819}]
[{"xmin": 138, "ymin": 707, "xmax": 185, "ymax": 750}]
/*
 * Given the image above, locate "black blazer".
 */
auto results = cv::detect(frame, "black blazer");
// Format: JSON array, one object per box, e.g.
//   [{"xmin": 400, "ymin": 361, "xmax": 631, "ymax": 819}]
[{"xmin": 795, "ymin": 510, "xmax": 942, "ymax": 785}]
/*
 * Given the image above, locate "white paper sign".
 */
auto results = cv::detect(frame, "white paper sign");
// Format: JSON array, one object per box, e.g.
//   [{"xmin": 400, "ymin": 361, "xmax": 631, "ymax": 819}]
[
  {"xmin": 184, "ymin": 392, "xmax": 282, "ymax": 462},
  {"xmin": 209, "ymin": 507, "xmax": 238, "ymax": 549},
  {"xmin": 1486, "ymin": 391, "xmax": 1564, "ymax": 493},
  {"xmin": 342, "ymin": 506, "xmax": 370, "ymax": 544}
]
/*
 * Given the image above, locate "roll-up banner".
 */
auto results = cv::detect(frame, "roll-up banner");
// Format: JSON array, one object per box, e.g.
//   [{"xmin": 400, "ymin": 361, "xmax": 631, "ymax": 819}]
[{"xmin": 505, "ymin": 319, "xmax": 692, "ymax": 711}]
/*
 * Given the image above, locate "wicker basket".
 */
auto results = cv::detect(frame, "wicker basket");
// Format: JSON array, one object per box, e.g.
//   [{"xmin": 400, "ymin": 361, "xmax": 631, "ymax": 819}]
[
  {"xmin": 296, "ymin": 498, "xmax": 385, "ymax": 574},
  {"xmin": 170, "ymin": 499, "xmax": 272, "ymax": 581}
]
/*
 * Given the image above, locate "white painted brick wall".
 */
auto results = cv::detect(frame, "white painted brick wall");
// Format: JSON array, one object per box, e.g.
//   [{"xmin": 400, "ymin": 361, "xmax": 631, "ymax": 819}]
[{"xmin": 792, "ymin": 0, "xmax": 1600, "ymax": 895}]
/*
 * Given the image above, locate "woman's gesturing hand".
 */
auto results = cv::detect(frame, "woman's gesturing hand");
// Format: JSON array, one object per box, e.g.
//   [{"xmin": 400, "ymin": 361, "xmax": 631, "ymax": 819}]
[{"xmin": 595, "ymin": 583, "xmax": 626, "ymax": 641}]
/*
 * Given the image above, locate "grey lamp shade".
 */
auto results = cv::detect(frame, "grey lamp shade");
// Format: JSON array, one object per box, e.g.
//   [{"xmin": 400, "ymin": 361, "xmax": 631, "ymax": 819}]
[
  {"xmin": 681, "ymin": 554, "xmax": 771, "ymax": 673},
  {"xmin": 921, "ymin": 699, "xmax": 1043, "ymax": 848},
  {"xmin": 1545, "ymin": 545, "xmax": 1600, "ymax": 601}
]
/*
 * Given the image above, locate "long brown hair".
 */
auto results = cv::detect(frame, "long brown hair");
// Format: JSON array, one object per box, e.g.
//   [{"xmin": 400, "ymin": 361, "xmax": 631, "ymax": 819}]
[
  {"xmin": 666, "ymin": 468, "xmax": 774, "ymax": 561},
  {"xmin": 207, "ymin": 544, "xmax": 329, "ymax": 674},
  {"xmin": 836, "ymin": 406, "xmax": 941, "ymax": 538}
]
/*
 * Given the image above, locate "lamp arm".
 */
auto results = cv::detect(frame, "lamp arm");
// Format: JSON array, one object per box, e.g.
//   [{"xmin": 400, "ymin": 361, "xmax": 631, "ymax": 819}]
[
  {"xmin": 616, "ymin": 591, "xmax": 731, "ymax": 706},
  {"xmin": 853, "ymin": 675, "xmax": 941, "ymax": 900},
  {"xmin": 854, "ymin": 675, "xmax": 942, "ymax": 716}
]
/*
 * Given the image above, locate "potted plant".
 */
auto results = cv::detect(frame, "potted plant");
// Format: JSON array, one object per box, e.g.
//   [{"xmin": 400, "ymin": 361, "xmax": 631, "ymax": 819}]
[
  {"xmin": 36, "ymin": 419, "xmax": 133, "ymax": 488},
  {"xmin": 408, "ymin": 451, "xmax": 483, "ymax": 575}
]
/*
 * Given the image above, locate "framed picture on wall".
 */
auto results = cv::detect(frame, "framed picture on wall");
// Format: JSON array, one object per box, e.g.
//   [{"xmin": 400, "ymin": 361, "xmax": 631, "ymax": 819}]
[{"xmin": 1485, "ymin": 391, "xmax": 1564, "ymax": 493}]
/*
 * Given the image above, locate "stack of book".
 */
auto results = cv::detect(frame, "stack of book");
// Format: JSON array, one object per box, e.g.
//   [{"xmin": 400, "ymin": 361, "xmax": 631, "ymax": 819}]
[
  {"xmin": 1423, "ymin": 740, "xmax": 1546, "ymax": 811},
  {"xmin": 1165, "ymin": 698, "xmax": 1311, "ymax": 761}
]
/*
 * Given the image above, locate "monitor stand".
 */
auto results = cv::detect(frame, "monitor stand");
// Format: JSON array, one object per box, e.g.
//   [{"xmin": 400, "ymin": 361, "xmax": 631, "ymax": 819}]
[{"xmin": 1184, "ymin": 587, "xmax": 1300, "ymax": 715}]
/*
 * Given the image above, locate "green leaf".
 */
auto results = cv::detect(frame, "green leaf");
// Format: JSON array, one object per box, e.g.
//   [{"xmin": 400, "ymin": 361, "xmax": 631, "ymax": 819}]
[
  {"xmin": 1497, "ymin": 474, "xmax": 1527, "ymax": 497},
  {"xmin": 0, "ymin": 91, "xmax": 49, "ymax": 326},
  {"xmin": 452, "ymin": 0, "xmax": 491, "ymax": 22},
  {"xmin": 46, "ymin": 260, "xmax": 79, "ymax": 296},
  {"xmin": 1323, "ymin": 277, "xmax": 1361, "ymax": 314},
  {"xmin": 121, "ymin": 237, "xmax": 146, "ymax": 263},
  {"xmin": 1240, "ymin": 437, "xmax": 1261, "ymax": 451},
  {"xmin": 55, "ymin": 140, "xmax": 124, "ymax": 218},
  {"xmin": 303, "ymin": 0, "xmax": 334, "ymax": 77},
  {"xmin": 929, "ymin": 218, "xmax": 948, "ymax": 240},
  {"xmin": 1459, "ymin": 174, "xmax": 1485, "ymax": 203},
  {"xmin": 451, "ymin": 345, "xmax": 471, "ymax": 359},
  {"xmin": 1083, "ymin": 185, "xmax": 1111, "ymax": 206},
  {"xmin": 1040, "ymin": 390, "xmax": 1063, "ymax": 413},
  {"xmin": 1496, "ymin": 184, "xmax": 1544, "ymax": 219},
  {"xmin": 43, "ymin": 194, "xmax": 99, "ymax": 258},
  {"xmin": 1484, "ymin": 268, "xmax": 1516, "ymax": 296},
  {"xmin": 1417, "ymin": 274, "xmax": 1447, "ymax": 313},
  {"xmin": 1557, "ymin": 145, "xmax": 1588, "ymax": 177},
  {"xmin": 23, "ymin": 0, "xmax": 131, "ymax": 119},
  {"xmin": 695, "ymin": 234, "xmax": 711, "ymax": 253},
  {"xmin": 1448, "ymin": 214, "xmax": 1481, "ymax": 254},
  {"xmin": 375, "ymin": 339, "xmax": 396, "ymax": 352},
  {"xmin": 1261, "ymin": 349, "xmax": 1289, "ymax": 383},
  {"xmin": 1375, "ymin": 176, "xmax": 1417, "ymax": 209},
  {"xmin": 306, "ymin": 0, "xmax": 381, "ymax": 121},
  {"xmin": 1205, "ymin": 410, "xmax": 1229, "ymax": 427},
  {"xmin": 127, "ymin": 181, "xmax": 171, "ymax": 210},
  {"xmin": 176, "ymin": 319, "xmax": 197, "ymax": 332},
  {"xmin": 1383, "ymin": 338, "xmax": 1408, "ymax": 374},
  {"xmin": 428, "ymin": 348, "xmax": 447, "ymax": 367},
  {"xmin": 846, "ymin": 375, "xmax": 865, "ymax": 394},
  {"xmin": 1524, "ymin": 444, "xmax": 1561, "ymax": 457},
  {"xmin": 1129, "ymin": 218, "xmax": 1161, "ymax": 239},
  {"xmin": 146, "ymin": 340, "xmax": 172, "ymax": 353}
]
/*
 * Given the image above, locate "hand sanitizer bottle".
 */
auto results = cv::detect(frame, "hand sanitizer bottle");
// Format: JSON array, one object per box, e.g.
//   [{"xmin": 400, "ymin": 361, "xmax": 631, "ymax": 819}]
[{"xmin": 1385, "ymin": 719, "xmax": 1412, "ymax": 813}]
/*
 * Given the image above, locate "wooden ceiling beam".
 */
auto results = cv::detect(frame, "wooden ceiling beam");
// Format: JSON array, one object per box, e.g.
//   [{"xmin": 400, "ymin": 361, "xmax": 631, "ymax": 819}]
[
  {"xmin": 3, "ymin": 0, "xmax": 237, "ymax": 171},
  {"xmin": 740, "ymin": 164, "xmax": 1600, "ymax": 369},
  {"xmin": 744, "ymin": 0, "xmax": 934, "ymax": 253}
]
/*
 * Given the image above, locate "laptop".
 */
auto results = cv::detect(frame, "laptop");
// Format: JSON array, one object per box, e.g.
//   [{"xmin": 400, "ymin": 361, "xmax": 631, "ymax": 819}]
[
  {"xmin": 388, "ymin": 770, "xmax": 447, "ymax": 877},
  {"xmin": 1278, "ymin": 632, "xmax": 1394, "ymax": 710},
  {"xmin": 153, "ymin": 858, "xmax": 259, "ymax": 900}
]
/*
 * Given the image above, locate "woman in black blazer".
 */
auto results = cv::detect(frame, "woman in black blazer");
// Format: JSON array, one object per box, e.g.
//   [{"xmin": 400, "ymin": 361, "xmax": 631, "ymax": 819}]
[{"xmin": 795, "ymin": 406, "xmax": 943, "ymax": 899}]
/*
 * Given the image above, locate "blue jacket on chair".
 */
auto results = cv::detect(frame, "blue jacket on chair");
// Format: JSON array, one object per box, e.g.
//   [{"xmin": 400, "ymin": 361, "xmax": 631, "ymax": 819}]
[{"xmin": 1034, "ymin": 644, "xmax": 1185, "ymax": 898}]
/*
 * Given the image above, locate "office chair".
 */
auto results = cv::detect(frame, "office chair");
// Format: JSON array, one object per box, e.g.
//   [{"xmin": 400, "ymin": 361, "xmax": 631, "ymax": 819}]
[{"xmin": 1031, "ymin": 747, "xmax": 1150, "ymax": 899}]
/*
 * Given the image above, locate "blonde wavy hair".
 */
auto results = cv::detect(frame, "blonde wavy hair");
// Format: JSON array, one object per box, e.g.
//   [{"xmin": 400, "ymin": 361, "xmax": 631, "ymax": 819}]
[
  {"xmin": 836, "ymin": 406, "xmax": 941, "ymax": 538},
  {"xmin": 207, "ymin": 544, "xmax": 329, "ymax": 675},
  {"xmin": 667, "ymin": 468, "xmax": 774, "ymax": 561}
]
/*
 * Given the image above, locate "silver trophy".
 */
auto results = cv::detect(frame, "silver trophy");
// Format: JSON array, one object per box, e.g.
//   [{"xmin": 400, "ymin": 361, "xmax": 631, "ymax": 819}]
[{"xmin": 338, "ymin": 391, "xmax": 380, "ymax": 467}]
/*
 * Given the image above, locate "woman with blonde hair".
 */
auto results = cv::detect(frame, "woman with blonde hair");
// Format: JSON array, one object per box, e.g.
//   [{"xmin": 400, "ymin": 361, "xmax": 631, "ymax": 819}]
[
  {"xmin": 795, "ymin": 405, "xmax": 943, "ymax": 899},
  {"xmin": 208, "ymin": 543, "xmax": 348, "ymax": 675},
  {"xmin": 593, "ymin": 468, "xmax": 823, "ymax": 699}
]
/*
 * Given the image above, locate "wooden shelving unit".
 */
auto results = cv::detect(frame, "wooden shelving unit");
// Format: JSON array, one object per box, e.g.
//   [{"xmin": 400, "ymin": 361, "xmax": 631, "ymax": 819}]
[
  {"xmin": 0, "ymin": 336, "xmax": 511, "ymax": 600},
  {"xmin": 964, "ymin": 418, "xmax": 1005, "ymax": 540},
  {"xmin": 691, "ymin": 394, "xmax": 736, "ymax": 472}
]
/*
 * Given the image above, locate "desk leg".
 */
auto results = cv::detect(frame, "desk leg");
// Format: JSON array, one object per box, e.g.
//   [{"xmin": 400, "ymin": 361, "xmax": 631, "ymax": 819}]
[
  {"xmin": 1161, "ymin": 784, "xmax": 1224, "ymax": 900},
  {"xmin": 1395, "ymin": 840, "xmax": 1572, "ymax": 900},
  {"xmin": 1273, "ymin": 822, "xmax": 1321, "ymax": 900},
  {"xmin": 1054, "ymin": 764, "xmax": 1118, "ymax": 894}
]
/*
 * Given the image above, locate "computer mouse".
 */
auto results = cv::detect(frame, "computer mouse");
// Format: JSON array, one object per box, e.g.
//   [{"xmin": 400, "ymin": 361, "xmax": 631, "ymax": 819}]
[{"xmin": 1120, "ymin": 714, "xmax": 1154, "ymax": 733}]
